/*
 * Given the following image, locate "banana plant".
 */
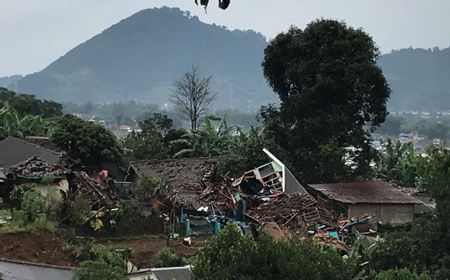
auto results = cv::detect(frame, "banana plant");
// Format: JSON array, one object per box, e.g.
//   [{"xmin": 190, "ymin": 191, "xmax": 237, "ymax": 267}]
[{"xmin": 171, "ymin": 117, "xmax": 234, "ymax": 158}]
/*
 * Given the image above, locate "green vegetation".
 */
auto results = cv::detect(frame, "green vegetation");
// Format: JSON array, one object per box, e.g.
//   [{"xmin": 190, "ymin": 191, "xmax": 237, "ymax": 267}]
[
  {"xmin": 14, "ymin": 7, "xmax": 274, "ymax": 110},
  {"xmin": 2, "ymin": 14, "xmax": 450, "ymax": 280},
  {"xmin": 192, "ymin": 224, "xmax": 356, "ymax": 280},
  {"xmin": 152, "ymin": 248, "xmax": 185, "ymax": 268},
  {"xmin": 374, "ymin": 268, "xmax": 431, "ymax": 280},
  {"xmin": 74, "ymin": 245, "xmax": 128, "ymax": 280},
  {"xmin": 51, "ymin": 114, "xmax": 123, "ymax": 168},
  {"xmin": 261, "ymin": 19, "xmax": 390, "ymax": 183},
  {"xmin": 0, "ymin": 87, "xmax": 62, "ymax": 118},
  {"xmin": 379, "ymin": 47, "xmax": 450, "ymax": 111}
]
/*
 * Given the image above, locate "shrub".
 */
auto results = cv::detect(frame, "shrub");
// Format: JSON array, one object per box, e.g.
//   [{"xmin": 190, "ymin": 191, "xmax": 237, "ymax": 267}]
[
  {"xmin": 375, "ymin": 268, "xmax": 431, "ymax": 280},
  {"xmin": 21, "ymin": 189, "xmax": 45, "ymax": 222},
  {"xmin": 152, "ymin": 248, "xmax": 185, "ymax": 268}
]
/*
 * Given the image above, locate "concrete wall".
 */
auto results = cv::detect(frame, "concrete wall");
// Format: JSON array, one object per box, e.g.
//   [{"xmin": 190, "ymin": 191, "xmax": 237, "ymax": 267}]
[{"xmin": 347, "ymin": 203, "xmax": 415, "ymax": 225}]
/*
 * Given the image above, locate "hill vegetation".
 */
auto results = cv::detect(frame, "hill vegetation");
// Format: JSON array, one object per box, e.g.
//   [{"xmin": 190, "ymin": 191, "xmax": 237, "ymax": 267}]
[
  {"xmin": 13, "ymin": 7, "xmax": 276, "ymax": 111},
  {"xmin": 379, "ymin": 46, "xmax": 450, "ymax": 111},
  {"xmin": 7, "ymin": 8, "xmax": 450, "ymax": 112}
]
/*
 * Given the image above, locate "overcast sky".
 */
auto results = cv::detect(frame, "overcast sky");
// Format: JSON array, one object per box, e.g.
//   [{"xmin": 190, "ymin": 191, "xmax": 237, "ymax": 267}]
[{"xmin": 1, "ymin": 0, "xmax": 450, "ymax": 77}]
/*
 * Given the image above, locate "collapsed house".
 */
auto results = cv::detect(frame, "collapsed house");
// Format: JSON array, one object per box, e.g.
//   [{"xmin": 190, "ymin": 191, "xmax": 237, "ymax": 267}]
[
  {"xmin": 233, "ymin": 149, "xmax": 308, "ymax": 195},
  {"xmin": 125, "ymin": 158, "xmax": 218, "ymax": 188},
  {"xmin": 308, "ymin": 181, "xmax": 421, "ymax": 224}
]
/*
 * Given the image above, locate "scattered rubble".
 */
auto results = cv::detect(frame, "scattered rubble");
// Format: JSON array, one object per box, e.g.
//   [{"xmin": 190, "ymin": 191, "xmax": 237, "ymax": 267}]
[
  {"xmin": 12, "ymin": 157, "xmax": 68, "ymax": 179},
  {"xmin": 69, "ymin": 171, "xmax": 118, "ymax": 210},
  {"xmin": 246, "ymin": 192, "xmax": 336, "ymax": 230}
]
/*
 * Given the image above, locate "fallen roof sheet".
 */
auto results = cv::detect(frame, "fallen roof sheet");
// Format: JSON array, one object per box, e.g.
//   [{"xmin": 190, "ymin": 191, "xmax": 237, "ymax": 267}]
[
  {"xmin": 0, "ymin": 136, "xmax": 61, "ymax": 169},
  {"xmin": 309, "ymin": 181, "xmax": 420, "ymax": 205}
]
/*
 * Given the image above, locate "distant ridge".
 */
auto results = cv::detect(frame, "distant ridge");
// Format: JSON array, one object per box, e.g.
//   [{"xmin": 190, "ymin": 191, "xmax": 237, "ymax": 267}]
[
  {"xmin": 13, "ymin": 7, "xmax": 276, "ymax": 110},
  {"xmin": 9, "ymin": 8, "xmax": 450, "ymax": 111},
  {"xmin": 379, "ymin": 46, "xmax": 450, "ymax": 111}
]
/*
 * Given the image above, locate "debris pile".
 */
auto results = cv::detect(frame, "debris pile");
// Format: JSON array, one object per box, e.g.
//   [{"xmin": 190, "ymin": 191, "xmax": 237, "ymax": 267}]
[
  {"xmin": 12, "ymin": 156, "xmax": 67, "ymax": 178},
  {"xmin": 233, "ymin": 161, "xmax": 283, "ymax": 195},
  {"xmin": 247, "ymin": 192, "xmax": 336, "ymax": 230},
  {"xmin": 70, "ymin": 171, "xmax": 117, "ymax": 210}
]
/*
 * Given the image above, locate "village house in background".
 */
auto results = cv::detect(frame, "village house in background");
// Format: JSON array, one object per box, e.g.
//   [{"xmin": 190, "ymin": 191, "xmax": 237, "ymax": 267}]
[{"xmin": 307, "ymin": 181, "xmax": 420, "ymax": 224}]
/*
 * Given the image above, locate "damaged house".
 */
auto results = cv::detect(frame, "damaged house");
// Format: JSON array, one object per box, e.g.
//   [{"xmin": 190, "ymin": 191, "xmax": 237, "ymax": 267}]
[
  {"xmin": 308, "ymin": 181, "xmax": 420, "ymax": 224},
  {"xmin": 233, "ymin": 148, "xmax": 308, "ymax": 195}
]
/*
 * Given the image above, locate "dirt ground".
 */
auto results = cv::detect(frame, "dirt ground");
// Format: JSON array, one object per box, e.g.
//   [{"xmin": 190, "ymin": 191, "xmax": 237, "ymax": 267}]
[
  {"xmin": 0, "ymin": 229, "xmax": 77, "ymax": 267},
  {"xmin": 101, "ymin": 235, "xmax": 208, "ymax": 268}
]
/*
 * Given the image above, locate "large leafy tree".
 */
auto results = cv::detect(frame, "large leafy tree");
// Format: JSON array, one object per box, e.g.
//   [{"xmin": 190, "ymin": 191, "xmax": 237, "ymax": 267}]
[
  {"xmin": 122, "ymin": 113, "xmax": 175, "ymax": 161},
  {"xmin": 51, "ymin": 115, "xmax": 123, "ymax": 168},
  {"xmin": 262, "ymin": 20, "xmax": 390, "ymax": 183}
]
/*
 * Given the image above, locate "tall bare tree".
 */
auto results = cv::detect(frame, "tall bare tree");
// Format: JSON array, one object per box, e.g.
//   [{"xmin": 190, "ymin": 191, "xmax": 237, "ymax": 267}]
[{"xmin": 170, "ymin": 67, "xmax": 216, "ymax": 131}]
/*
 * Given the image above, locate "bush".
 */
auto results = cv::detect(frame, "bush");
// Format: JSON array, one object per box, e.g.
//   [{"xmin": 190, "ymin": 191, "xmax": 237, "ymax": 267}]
[
  {"xmin": 375, "ymin": 268, "xmax": 431, "ymax": 280},
  {"xmin": 152, "ymin": 248, "xmax": 185, "ymax": 268},
  {"xmin": 21, "ymin": 189, "xmax": 45, "ymax": 222},
  {"xmin": 192, "ymin": 223, "xmax": 355, "ymax": 280},
  {"xmin": 74, "ymin": 244, "xmax": 128, "ymax": 280},
  {"xmin": 66, "ymin": 197, "xmax": 91, "ymax": 227},
  {"xmin": 9, "ymin": 187, "xmax": 25, "ymax": 208},
  {"xmin": 74, "ymin": 260, "xmax": 128, "ymax": 280}
]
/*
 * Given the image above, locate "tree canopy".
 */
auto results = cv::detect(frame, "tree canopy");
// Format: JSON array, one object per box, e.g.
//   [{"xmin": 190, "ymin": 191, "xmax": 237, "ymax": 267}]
[
  {"xmin": 262, "ymin": 20, "xmax": 390, "ymax": 183},
  {"xmin": 51, "ymin": 115, "xmax": 123, "ymax": 168},
  {"xmin": 0, "ymin": 87, "xmax": 62, "ymax": 118}
]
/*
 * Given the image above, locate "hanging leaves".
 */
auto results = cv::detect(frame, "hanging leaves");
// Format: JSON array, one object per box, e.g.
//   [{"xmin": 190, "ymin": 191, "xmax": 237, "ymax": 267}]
[
  {"xmin": 194, "ymin": 0, "xmax": 230, "ymax": 10},
  {"xmin": 219, "ymin": 0, "xmax": 230, "ymax": 10}
]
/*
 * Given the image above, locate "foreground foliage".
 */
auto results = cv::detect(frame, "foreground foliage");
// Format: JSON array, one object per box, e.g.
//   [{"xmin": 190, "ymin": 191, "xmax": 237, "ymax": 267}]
[
  {"xmin": 74, "ymin": 245, "xmax": 128, "ymax": 280},
  {"xmin": 192, "ymin": 224, "xmax": 356, "ymax": 280}
]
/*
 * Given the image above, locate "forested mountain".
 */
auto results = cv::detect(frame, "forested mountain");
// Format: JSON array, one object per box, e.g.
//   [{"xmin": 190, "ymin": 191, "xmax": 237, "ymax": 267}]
[
  {"xmin": 379, "ymin": 46, "xmax": 450, "ymax": 111},
  {"xmin": 8, "ymin": 7, "xmax": 450, "ymax": 111},
  {"xmin": 13, "ymin": 7, "xmax": 276, "ymax": 110}
]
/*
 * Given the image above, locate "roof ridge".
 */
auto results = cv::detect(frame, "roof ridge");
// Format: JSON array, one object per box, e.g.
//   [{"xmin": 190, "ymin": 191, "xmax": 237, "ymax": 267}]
[
  {"xmin": 6, "ymin": 136, "xmax": 62, "ymax": 156},
  {"xmin": 130, "ymin": 157, "xmax": 218, "ymax": 164}
]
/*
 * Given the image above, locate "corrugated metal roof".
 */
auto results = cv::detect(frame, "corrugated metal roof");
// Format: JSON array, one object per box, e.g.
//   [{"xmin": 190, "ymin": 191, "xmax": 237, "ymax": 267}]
[
  {"xmin": 0, "ymin": 136, "xmax": 61, "ymax": 169},
  {"xmin": 309, "ymin": 181, "xmax": 420, "ymax": 204},
  {"xmin": 0, "ymin": 260, "xmax": 73, "ymax": 280},
  {"xmin": 151, "ymin": 266, "xmax": 192, "ymax": 280}
]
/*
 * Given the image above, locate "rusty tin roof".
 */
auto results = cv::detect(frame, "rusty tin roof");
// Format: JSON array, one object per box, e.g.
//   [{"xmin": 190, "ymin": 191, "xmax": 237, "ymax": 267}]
[{"xmin": 309, "ymin": 181, "xmax": 420, "ymax": 205}]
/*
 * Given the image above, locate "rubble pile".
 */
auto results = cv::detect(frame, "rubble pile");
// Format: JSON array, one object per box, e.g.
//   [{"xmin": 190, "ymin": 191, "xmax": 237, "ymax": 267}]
[
  {"xmin": 71, "ymin": 171, "xmax": 117, "ymax": 210},
  {"xmin": 247, "ymin": 192, "xmax": 336, "ymax": 230},
  {"xmin": 166, "ymin": 180, "xmax": 235, "ymax": 213},
  {"xmin": 12, "ymin": 157, "xmax": 67, "ymax": 178}
]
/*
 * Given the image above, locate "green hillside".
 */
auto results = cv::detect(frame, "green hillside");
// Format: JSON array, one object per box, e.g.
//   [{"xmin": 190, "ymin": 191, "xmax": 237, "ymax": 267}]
[{"xmin": 14, "ymin": 7, "xmax": 276, "ymax": 110}]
